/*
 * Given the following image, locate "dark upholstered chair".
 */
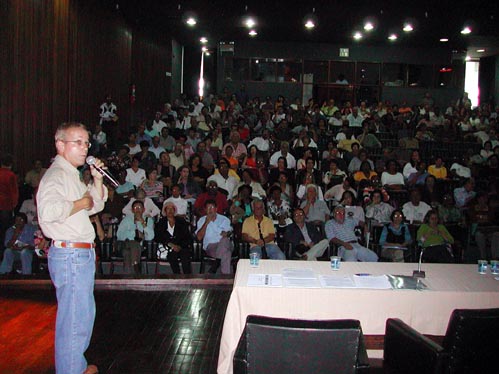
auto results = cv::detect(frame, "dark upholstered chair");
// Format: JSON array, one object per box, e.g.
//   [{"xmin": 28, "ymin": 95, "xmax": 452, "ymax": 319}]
[
  {"xmin": 233, "ymin": 315, "xmax": 369, "ymax": 374},
  {"xmin": 383, "ymin": 308, "xmax": 499, "ymax": 374}
]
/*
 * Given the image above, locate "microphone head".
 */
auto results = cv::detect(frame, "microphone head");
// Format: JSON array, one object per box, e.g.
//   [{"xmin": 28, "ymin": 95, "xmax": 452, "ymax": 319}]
[{"xmin": 86, "ymin": 156, "xmax": 96, "ymax": 165}]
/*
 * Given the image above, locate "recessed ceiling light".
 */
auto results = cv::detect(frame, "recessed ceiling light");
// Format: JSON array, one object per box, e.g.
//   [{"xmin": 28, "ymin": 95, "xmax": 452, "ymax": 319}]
[
  {"xmin": 440, "ymin": 38, "xmax": 449, "ymax": 42},
  {"xmin": 245, "ymin": 18, "xmax": 256, "ymax": 29},
  {"xmin": 186, "ymin": 17, "xmax": 197, "ymax": 26},
  {"xmin": 305, "ymin": 20, "xmax": 315, "ymax": 29},
  {"xmin": 477, "ymin": 49, "xmax": 485, "ymax": 53},
  {"xmin": 461, "ymin": 26, "xmax": 472, "ymax": 35},
  {"xmin": 465, "ymin": 56, "xmax": 471, "ymax": 61},
  {"xmin": 249, "ymin": 29, "xmax": 258, "ymax": 37},
  {"xmin": 403, "ymin": 23, "xmax": 413, "ymax": 32},
  {"xmin": 388, "ymin": 34, "xmax": 398, "ymax": 41},
  {"xmin": 364, "ymin": 22, "xmax": 374, "ymax": 31},
  {"xmin": 199, "ymin": 37, "xmax": 208, "ymax": 44},
  {"xmin": 353, "ymin": 32, "xmax": 363, "ymax": 40}
]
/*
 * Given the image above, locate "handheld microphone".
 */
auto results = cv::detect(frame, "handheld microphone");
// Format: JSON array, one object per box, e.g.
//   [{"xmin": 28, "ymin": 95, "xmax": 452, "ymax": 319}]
[{"xmin": 86, "ymin": 156, "xmax": 120, "ymax": 188}]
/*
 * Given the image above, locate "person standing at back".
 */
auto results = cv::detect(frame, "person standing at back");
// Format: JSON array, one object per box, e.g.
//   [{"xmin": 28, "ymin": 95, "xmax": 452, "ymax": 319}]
[{"xmin": 37, "ymin": 122, "xmax": 108, "ymax": 374}]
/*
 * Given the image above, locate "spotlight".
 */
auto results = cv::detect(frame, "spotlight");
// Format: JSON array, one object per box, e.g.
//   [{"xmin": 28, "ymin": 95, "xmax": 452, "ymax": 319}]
[
  {"xmin": 202, "ymin": 46, "xmax": 208, "ymax": 52},
  {"xmin": 403, "ymin": 23, "xmax": 413, "ymax": 32},
  {"xmin": 353, "ymin": 31, "xmax": 363, "ymax": 40},
  {"xmin": 388, "ymin": 34, "xmax": 398, "ymax": 41},
  {"xmin": 364, "ymin": 22, "xmax": 374, "ymax": 31},
  {"xmin": 461, "ymin": 26, "xmax": 471, "ymax": 34},
  {"xmin": 305, "ymin": 19, "xmax": 315, "ymax": 29},
  {"xmin": 245, "ymin": 17, "xmax": 256, "ymax": 29},
  {"xmin": 440, "ymin": 38, "xmax": 449, "ymax": 42},
  {"xmin": 200, "ymin": 37, "xmax": 208, "ymax": 44},
  {"xmin": 186, "ymin": 17, "xmax": 197, "ymax": 26},
  {"xmin": 248, "ymin": 29, "xmax": 258, "ymax": 37},
  {"xmin": 476, "ymin": 49, "xmax": 485, "ymax": 53}
]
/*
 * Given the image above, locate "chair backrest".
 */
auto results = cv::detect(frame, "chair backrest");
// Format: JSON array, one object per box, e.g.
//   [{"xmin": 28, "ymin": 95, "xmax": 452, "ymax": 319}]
[
  {"xmin": 234, "ymin": 315, "xmax": 368, "ymax": 374},
  {"xmin": 443, "ymin": 308, "xmax": 499, "ymax": 373}
]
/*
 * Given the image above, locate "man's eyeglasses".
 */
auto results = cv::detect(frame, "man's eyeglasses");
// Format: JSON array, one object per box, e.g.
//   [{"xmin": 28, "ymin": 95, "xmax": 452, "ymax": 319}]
[{"xmin": 62, "ymin": 140, "xmax": 91, "ymax": 148}]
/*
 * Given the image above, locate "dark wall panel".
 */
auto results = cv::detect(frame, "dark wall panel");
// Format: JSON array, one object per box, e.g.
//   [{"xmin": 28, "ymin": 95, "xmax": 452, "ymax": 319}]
[{"xmin": 0, "ymin": 0, "xmax": 173, "ymax": 176}]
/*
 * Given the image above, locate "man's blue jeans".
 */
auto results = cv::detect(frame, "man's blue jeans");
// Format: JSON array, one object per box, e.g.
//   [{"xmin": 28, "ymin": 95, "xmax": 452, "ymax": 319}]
[
  {"xmin": 0, "ymin": 248, "xmax": 33, "ymax": 274},
  {"xmin": 48, "ymin": 246, "xmax": 96, "ymax": 374},
  {"xmin": 250, "ymin": 244, "xmax": 286, "ymax": 259}
]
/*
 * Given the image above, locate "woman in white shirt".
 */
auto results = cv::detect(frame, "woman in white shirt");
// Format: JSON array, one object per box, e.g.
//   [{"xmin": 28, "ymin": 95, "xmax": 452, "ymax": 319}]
[
  {"xmin": 402, "ymin": 150, "xmax": 421, "ymax": 180},
  {"xmin": 382, "ymin": 160, "xmax": 405, "ymax": 189}
]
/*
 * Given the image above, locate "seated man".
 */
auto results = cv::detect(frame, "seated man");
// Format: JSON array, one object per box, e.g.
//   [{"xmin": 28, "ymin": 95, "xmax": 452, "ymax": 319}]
[
  {"xmin": 300, "ymin": 184, "xmax": 330, "ymax": 226},
  {"xmin": 325, "ymin": 206, "xmax": 378, "ymax": 262},
  {"xmin": 284, "ymin": 208, "xmax": 329, "ymax": 260},
  {"xmin": 242, "ymin": 200, "xmax": 286, "ymax": 260},
  {"xmin": 195, "ymin": 199, "xmax": 233, "ymax": 274},
  {"xmin": 0, "ymin": 213, "xmax": 36, "ymax": 274},
  {"xmin": 116, "ymin": 200, "xmax": 155, "ymax": 274},
  {"xmin": 402, "ymin": 189, "xmax": 431, "ymax": 224},
  {"xmin": 193, "ymin": 180, "xmax": 229, "ymax": 217},
  {"xmin": 155, "ymin": 202, "xmax": 192, "ymax": 274},
  {"xmin": 163, "ymin": 184, "xmax": 188, "ymax": 218}
]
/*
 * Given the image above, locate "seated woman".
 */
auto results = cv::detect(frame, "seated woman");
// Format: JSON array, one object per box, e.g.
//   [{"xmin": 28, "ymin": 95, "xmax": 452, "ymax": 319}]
[
  {"xmin": 297, "ymin": 156, "xmax": 321, "ymax": 185},
  {"xmin": 379, "ymin": 209, "xmax": 412, "ymax": 262},
  {"xmin": 241, "ymin": 144, "xmax": 258, "ymax": 170},
  {"xmin": 233, "ymin": 169, "xmax": 266, "ymax": 200},
  {"xmin": 188, "ymin": 153, "xmax": 209, "ymax": 189},
  {"xmin": 140, "ymin": 168, "xmax": 164, "ymax": 207},
  {"xmin": 122, "ymin": 188, "xmax": 161, "ymax": 218},
  {"xmin": 267, "ymin": 185, "xmax": 293, "ymax": 229},
  {"xmin": 268, "ymin": 156, "xmax": 294, "ymax": 186},
  {"xmin": 116, "ymin": 200, "xmax": 155, "ymax": 274},
  {"xmin": 402, "ymin": 150, "xmax": 421, "ymax": 180},
  {"xmin": 296, "ymin": 172, "xmax": 324, "ymax": 205},
  {"xmin": 427, "ymin": 157, "xmax": 448, "ymax": 180},
  {"xmin": 322, "ymin": 159, "xmax": 346, "ymax": 189},
  {"xmin": 407, "ymin": 160, "xmax": 429, "ymax": 187},
  {"xmin": 421, "ymin": 175, "xmax": 440, "ymax": 207},
  {"xmin": 417, "ymin": 210, "xmax": 455, "ymax": 263},
  {"xmin": 154, "ymin": 202, "xmax": 192, "ymax": 274},
  {"xmin": 269, "ymin": 171, "xmax": 295, "ymax": 206},
  {"xmin": 173, "ymin": 165, "xmax": 202, "ymax": 204},
  {"xmin": 353, "ymin": 161, "xmax": 377, "ymax": 185},
  {"xmin": 340, "ymin": 190, "xmax": 365, "ymax": 224},
  {"xmin": 381, "ymin": 159, "xmax": 405, "ymax": 190},
  {"xmin": 469, "ymin": 192, "xmax": 499, "ymax": 260},
  {"xmin": 365, "ymin": 189, "xmax": 394, "ymax": 224},
  {"xmin": 223, "ymin": 144, "xmax": 239, "ymax": 170}
]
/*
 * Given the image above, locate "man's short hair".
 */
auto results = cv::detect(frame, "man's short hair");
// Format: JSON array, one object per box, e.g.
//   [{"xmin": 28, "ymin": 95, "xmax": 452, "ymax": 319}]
[
  {"xmin": 204, "ymin": 199, "xmax": 217, "ymax": 208},
  {"xmin": 55, "ymin": 122, "xmax": 87, "ymax": 141},
  {"xmin": 15, "ymin": 212, "xmax": 28, "ymax": 223},
  {"xmin": 139, "ymin": 140, "xmax": 150, "ymax": 148},
  {"xmin": 132, "ymin": 200, "xmax": 144, "ymax": 209}
]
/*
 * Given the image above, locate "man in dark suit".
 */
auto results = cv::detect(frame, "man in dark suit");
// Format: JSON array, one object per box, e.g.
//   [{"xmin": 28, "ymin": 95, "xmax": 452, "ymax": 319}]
[{"xmin": 284, "ymin": 208, "xmax": 329, "ymax": 260}]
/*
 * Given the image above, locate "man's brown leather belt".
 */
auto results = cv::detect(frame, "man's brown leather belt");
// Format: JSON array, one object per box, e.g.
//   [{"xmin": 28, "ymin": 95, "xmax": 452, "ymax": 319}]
[{"xmin": 52, "ymin": 240, "xmax": 95, "ymax": 249}]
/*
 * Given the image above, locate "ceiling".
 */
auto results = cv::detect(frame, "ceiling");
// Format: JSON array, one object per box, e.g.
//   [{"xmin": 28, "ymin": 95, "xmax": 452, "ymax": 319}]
[{"xmin": 107, "ymin": 0, "xmax": 499, "ymax": 55}]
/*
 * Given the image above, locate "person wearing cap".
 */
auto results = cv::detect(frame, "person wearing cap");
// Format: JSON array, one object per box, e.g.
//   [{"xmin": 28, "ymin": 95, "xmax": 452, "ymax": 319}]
[
  {"xmin": 0, "ymin": 212, "xmax": 37, "ymax": 274},
  {"xmin": 325, "ymin": 205, "xmax": 378, "ymax": 262},
  {"xmin": 155, "ymin": 202, "xmax": 192, "ymax": 274},
  {"xmin": 193, "ymin": 180, "xmax": 229, "ymax": 217},
  {"xmin": 37, "ymin": 122, "xmax": 108, "ymax": 374}
]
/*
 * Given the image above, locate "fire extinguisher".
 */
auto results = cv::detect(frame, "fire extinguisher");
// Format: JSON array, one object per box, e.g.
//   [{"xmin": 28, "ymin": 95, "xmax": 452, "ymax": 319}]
[{"xmin": 130, "ymin": 84, "xmax": 136, "ymax": 105}]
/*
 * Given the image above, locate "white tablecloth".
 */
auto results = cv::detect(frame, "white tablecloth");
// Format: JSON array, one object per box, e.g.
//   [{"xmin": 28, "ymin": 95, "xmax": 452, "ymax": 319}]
[{"xmin": 217, "ymin": 260, "xmax": 499, "ymax": 374}]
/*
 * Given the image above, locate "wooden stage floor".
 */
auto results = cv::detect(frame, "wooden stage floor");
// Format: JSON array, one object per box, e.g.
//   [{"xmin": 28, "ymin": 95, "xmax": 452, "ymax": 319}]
[{"xmin": 0, "ymin": 277, "xmax": 232, "ymax": 374}]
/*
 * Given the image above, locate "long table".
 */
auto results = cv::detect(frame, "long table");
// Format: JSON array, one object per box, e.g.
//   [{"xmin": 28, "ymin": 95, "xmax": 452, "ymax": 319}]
[{"xmin": 217, "ymin": 260, "xmax": 499, "ymax": 374}]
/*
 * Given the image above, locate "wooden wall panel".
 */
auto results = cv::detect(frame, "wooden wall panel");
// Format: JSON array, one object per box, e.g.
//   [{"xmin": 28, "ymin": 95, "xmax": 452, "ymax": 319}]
[{"xmin": 0, "ymin": 0, "xmax": 172, "ymax": 176}]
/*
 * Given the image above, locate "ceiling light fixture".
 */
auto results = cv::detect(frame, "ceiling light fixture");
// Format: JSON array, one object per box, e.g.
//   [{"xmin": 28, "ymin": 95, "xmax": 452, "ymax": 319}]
[
  {"xmin": 461, "ymin": 26, "xmax": 471, "ymax": 35},
  {"xmin": 200, "ymin": 37, "xmax": 208, "ymax": 44},
  {"xmin": 201, "ymin": 46, "xmax": 208, "ymax": 52},
  {"xmin": 440, "ymin": 38, "xmax": 449, "ymax": 42},
  {"xmin": 477, "ymin": 49, "xmax": 485, "ymax": 52},
  {"xmin": 465, "ymin": 56, "xmax": 471, "ymax": 61},
  {"xmin": 249, "ymin": 29, "xmax": 258, "ymax": 37},
  {"xmin": 388, "ymin": 34, "xmax": 398, "ymax": 41},
  {"xmin": 245, "ymin": 17, "xmax": 256, "ymax": 29},
  {"xmin": 364, "ymin": 22, "xmax": 374, "ymax": 31},
  {"xmin": 403, "ymin": 23, "xmax": 413, "ymax": 32},
  {"xmin": 185, "ymin": 17, "xmax": 197, "ymax": 26},
  {"xmin": 353, "ymin": 31, "xmax": 363, "ymax": 40},
  {"xmin": 305, "ymin": 20, "xmax": 315, "ymax": 29}
]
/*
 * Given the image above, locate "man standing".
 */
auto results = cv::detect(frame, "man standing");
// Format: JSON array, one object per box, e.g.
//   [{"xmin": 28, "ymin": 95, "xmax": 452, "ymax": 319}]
[
  {"xmin": 242, "ymin": 200, "xmax": 286, "ymax": 260},
  {"xmin": 37, "ymin": 122, "xmax": 108, "ymax": 374},
  {"xmin": 325, "ymin": 206, "xmax": 378, "ymax": 262},
  {"xmin": 99, "ymin": 94, "xmax": 118, "ymax": 147}
]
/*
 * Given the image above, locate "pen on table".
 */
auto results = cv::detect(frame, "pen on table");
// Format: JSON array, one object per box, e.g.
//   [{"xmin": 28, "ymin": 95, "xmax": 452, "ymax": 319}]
[{"xmin": 355, "ymin": 273, "xmax": 371, "ymax": 276}]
